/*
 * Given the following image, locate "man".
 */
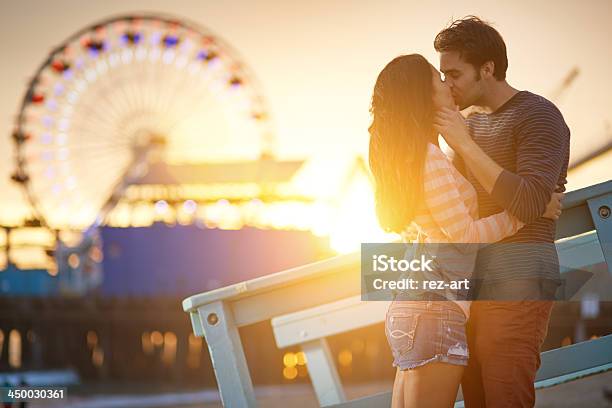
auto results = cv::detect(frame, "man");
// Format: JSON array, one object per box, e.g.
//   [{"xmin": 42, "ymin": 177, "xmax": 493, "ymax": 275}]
[{"xmin": 432, "ymin": 16, "xmax": 570, "ymax": 407}]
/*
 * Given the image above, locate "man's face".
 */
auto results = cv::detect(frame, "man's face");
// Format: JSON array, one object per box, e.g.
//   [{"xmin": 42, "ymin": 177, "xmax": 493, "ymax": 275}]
[
  {"xmin": 430, "ymin": 65, "xmax": 454, "ymax": 110},
  {"xmin": 439, "ymin": 51, "xmax": 484, "ymax": 110}
]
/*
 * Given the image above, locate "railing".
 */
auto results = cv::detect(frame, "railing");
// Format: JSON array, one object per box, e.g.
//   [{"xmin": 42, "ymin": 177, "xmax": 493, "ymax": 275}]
[{"xmin": 183, "ymin": 180, "xmax": 612, "ymax": 407}]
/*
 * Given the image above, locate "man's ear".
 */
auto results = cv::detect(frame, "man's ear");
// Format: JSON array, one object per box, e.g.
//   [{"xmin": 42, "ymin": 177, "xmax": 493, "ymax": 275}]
[{"xmin": 481, "ymin": 61, "xmax": 495, "ymax": 79}]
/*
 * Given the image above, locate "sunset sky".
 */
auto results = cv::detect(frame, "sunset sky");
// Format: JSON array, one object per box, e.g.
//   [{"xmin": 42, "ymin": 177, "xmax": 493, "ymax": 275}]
[{"xmin": 1, "ymin": 0, "xmax": 610, "ymax": 225}]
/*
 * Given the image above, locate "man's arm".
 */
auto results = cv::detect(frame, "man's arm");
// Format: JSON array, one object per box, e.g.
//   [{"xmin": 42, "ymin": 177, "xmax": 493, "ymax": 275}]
[
  {"xmin": 435, "ymin": 106, "xmax": 569, "ymax": 224},
  {"xmin": 452, "ymin": 141, "xmax": 502, "ymax": 194}
]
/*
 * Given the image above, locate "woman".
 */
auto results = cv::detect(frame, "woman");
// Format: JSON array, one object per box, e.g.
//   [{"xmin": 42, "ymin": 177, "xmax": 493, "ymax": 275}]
[{"xmin": 368, "ymin": 54, "xmax": 557, "ymax": 407}]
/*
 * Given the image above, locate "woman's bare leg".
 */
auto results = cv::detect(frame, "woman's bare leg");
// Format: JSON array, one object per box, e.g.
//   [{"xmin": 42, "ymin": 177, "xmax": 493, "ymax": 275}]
[
  {"xmin": 391, "ymin": 367, "xmax": 405, "ymax": 408},
  {"xmin": 400, "ymin": 362, "xmax": 464, "ymax": 408}
]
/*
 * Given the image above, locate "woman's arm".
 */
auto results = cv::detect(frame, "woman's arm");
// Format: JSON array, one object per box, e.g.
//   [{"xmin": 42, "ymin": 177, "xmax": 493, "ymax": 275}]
[{"xmin": 423, "ymin": 147, "xmax": 524, "ymax": 245}]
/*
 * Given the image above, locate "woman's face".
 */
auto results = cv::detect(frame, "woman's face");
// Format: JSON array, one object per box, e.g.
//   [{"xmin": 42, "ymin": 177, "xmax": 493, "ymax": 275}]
[{"xmin": 430, "ymin": 65, "xmax": 454, "ymax": 110}]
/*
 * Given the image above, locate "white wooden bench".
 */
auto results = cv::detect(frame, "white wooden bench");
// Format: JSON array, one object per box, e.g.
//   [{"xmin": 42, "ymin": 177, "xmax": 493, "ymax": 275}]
[
  {"xmin": 182, "ymin": 252, "xmax": 362, "ymax": 407},
  {"xmin": 271, "ymin": 295, "xmax": 390, "ymax": 405}
]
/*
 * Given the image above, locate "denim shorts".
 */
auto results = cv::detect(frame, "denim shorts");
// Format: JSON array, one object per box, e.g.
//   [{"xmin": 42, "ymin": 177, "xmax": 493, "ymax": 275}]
[{"xmin": 385, "ymin": 294, "xmax": 469, "ymax": 370}]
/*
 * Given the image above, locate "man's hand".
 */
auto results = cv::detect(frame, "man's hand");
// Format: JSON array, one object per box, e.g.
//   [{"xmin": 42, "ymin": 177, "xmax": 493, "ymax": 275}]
[
  {"xmin": 434, "ymin": 106, "xmax": 472, "ymax": 153},
  {"xmin": 433, "ymin": 106, "xmax": 503, "ymax": 194},
  {"xmin": 543, "ymin": 187, "xmax": 565, "ymax": 220}
]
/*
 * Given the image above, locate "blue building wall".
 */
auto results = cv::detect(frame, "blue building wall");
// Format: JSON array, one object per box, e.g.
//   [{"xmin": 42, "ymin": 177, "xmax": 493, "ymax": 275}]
[
  {"xmin": 0, "ymin": 267, "xmax": 59, "ymax": 296},
  {"xmin": 100, "ymin": 224, "xmax": 330, "ymax": 297},
  {"xmin": 0, "ymin": 224, "xmax": 330, "ymax": 298}
]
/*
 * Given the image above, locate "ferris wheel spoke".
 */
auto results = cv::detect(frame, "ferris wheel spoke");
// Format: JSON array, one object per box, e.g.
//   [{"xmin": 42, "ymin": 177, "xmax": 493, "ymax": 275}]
[
  {"xmin": 71, "ymin": 98, "xmax": 123, "ymax": 132},
  {"xmin": 68, "ymin": 114, "xmax": 122, "ymax": 142},
  {"xmin": 161, "ymin": 76, "xmax": 228, "ymax": 133},
  {"xmin": 65, "ymin": 123, "xmax": 126, "ymax": 147},
  {"xmin": 102, "ymin": 74, "xmax": 143, "ymax": 119},
  {"xmin": 79, "ymin": 86, "xmax": 133, "ymax": 131},
  {"xmin": 73, "ymin": 73, "xmax": 131, "ymax": 125},
  {"xmin": 95, "ymin": 62, "xmax": 152, "ymax": 121},
  {"xmin": 157, "ymin": 62, "xmax": 213, "ymax": 121},
  {"xmin": 164, "ymin": 94, "xmax": 226, "ymax": 138},
  {"xmin": 65, "ymin": 143, "xmax": 133, "ymax": 156},
  {"xmin": 128, "ymin": 63, "xmax": 152, "ymax": 116},
  {"xmin": 150, "ymin": 61, "xmax": 190, "ymax": 127},
  {"xmin": 161, "ymin": 77, "xmax": 229, "ymax": 136},
  {"xmin": 152, "ymin": 53, "xmax": 227, "ymax": 129}
]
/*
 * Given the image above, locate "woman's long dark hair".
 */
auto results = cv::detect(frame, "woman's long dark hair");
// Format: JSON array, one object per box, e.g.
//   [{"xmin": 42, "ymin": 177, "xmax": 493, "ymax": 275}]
[{"xmin": 368, "ymin": 54, "xmax": 435, "ymax": 233}]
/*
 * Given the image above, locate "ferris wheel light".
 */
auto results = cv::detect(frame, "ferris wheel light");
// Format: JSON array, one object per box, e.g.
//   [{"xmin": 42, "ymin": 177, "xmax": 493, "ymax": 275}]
[
  {"xmin": 131, "ymin": 17, "xmax": 143, "ymax": 26},
  {"xmin": 150, "ymin": 31, "xmax": 162, "ymax": 45},
  {"xmin": 163, "ymin": 35, "xmax": 179, "ymax": 48},
  {"xmin": 85, "ymin": 69, "xmax": 97, "ymax": 82},
  {"xmin": 121, "ymin": 32, "xmax": 141, "ymax": 45},
  {"xmin": 180, "ymin": 38, "xmax": 194, "ymax": 53},
  {"xmin": 58, "ymin": 119, "xmax": 70, "ymax": 132},
  {"xmin": 67, "ymin": 91, "xmax": 78, "ymax": 104},
  {"xmin": 75, "ymin": 79, "xmax": 86, "ymax": 93},
  {"xmin": 56, "ymin": 133, "xmax": 67, "ymax": 145},
  {"xmin": 162, "ymin": 49, "xmax": 175, "ymax": 64},
  {"xmin": 51, "ymin": 60, "xmax": 70, "ymax": 73},
  {"xmin": 75, "ymin": 57, "xmax": 85, "ymax": 70},
  {"xmin": 183, "ymin": 199, "xmax": 197, "ymax": 214},
  {"xmin": 62, "ymin": 69, "xmax": 74, "ymax": 80},
  {"xmin": 46, "ymin": 99, "xmax": 58, "ymax": 111},
  {"xmin": 229, "ymin": 77, "xmax": 242, "ymax": 88},
  {"xmin": 196, "ymin": 50, "xmax": 208, "ymax": 60},
  {"xmin": 154, "ymin": 200, "xmax": 169, "ymax": 214},
  {"xmin": 207, "ymin": 51, "xmax": 219, "ymax": 63},
  {"xmin": 41, "ymin": 133, "xmax": 52, "ymax": 144},
  {"xmin": 12, "ymin": 131, "xmax": 30, "ymax": 144},
  {"xmin": 86, "ymin": 40, "xmax": 104, "ymax": 53},
  {"xmin": 31, "ymin": 93, "xmax": 45, "ymax": 104},
  {"xmin": 57, "ymin": 148, "xmax": 69, "ymax": 161},
  {"xmin": 121, "ymin": 49, "xmax": 133, "ymax": 64},
  {"xmin": 96, "ymin": 60, "xmax": 108, "ymax": 75},
  {"xmin": 42, "ymin": 116, "xmax": 54, "ymax": 128},
  {"xmin": 109, "ymin": 53, "xmax": 120, "ymax": 67},
  {"xmin": 53, "ymin": 83, "xmax": 64, "ymax": 96},
  {"xmin": 208, "ymin": 57, "xmax": 221, "ymax": 70},
  {"xmin": 61, "ymin": 105, "xmax": 73, "ymax": 116}
]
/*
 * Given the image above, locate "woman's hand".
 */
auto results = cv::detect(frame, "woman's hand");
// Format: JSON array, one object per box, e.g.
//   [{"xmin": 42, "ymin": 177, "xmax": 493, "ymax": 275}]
[
  {"xmin": 543, "ymin": 188, "xmax": 565, "ymax": 220},
  {"xmin": 434, "ymin": 106, "xmax": 472, "ymax": 153}
]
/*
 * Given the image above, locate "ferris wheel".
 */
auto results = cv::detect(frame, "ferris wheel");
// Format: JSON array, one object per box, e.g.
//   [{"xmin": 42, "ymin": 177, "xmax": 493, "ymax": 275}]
[{"xmin": 11, "ymin": 13, "xmax": 275, "ymax": 232}]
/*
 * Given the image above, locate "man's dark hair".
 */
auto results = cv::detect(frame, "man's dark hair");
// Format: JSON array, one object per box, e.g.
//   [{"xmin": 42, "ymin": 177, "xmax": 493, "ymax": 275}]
[{"xmin": 434, "ymin": 16, "xmax": 508, "ymax": 81}]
